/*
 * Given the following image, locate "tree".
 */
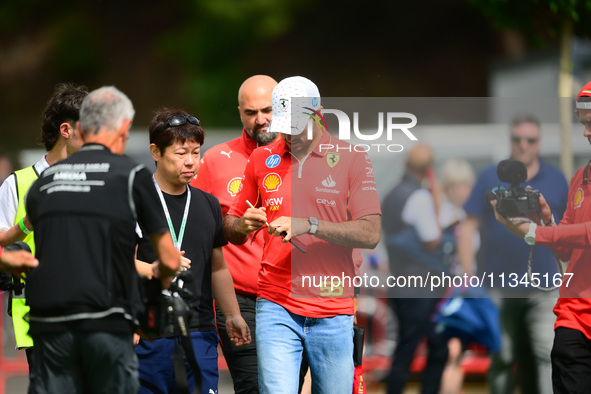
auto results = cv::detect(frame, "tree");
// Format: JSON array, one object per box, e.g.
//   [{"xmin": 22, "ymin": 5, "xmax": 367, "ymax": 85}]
[{"xmin": 467, "ymin": 0, "xmax": 591, "ymax": 178}]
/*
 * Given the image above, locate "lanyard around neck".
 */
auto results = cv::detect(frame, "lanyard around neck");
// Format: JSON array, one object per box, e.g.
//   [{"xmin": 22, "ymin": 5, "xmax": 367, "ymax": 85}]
[{"xmin": 152, "ymin": 175, "xmax": 191, "ymax": 251}]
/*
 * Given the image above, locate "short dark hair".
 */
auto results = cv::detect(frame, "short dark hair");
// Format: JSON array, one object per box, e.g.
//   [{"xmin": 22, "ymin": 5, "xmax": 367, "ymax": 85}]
[
  {"xmin": 149, "ymin": 108, "xmax": 205, "ymax": 154},
  {"xmin": 39, "ymin": 83, "xmax": 89, "ymax": 151}
]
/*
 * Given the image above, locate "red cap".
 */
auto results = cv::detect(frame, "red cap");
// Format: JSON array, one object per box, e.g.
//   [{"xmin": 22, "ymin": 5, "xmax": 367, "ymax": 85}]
[{"xmin": 576, "ymin": 81, "xmax": 591, "ymax": 109}]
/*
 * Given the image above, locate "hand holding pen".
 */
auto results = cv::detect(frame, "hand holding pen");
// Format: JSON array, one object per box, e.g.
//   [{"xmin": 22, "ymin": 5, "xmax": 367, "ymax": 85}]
[{"xmin": 246, "ymin": 200, "xmax": 306, "ymax": 254}]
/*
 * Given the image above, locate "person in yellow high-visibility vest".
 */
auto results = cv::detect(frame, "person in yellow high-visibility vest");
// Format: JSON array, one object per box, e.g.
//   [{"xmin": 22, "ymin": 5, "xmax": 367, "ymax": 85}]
[{"xmin": 0, "ymin": 83, "xmax": 88, "ymax": 367}]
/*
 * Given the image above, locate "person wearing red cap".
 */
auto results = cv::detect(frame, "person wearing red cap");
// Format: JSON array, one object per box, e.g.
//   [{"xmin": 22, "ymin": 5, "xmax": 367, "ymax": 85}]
[
  {"xmin": 460, "ymin": 112, "xmax": 568, "ymax": 394},
  {"xmin": 224, "ymin": 76, "xmax": 381, "ymax": 392},
  {"xmin": 493, "ymin": 81, "xmax": 591, "ymax": 393}
]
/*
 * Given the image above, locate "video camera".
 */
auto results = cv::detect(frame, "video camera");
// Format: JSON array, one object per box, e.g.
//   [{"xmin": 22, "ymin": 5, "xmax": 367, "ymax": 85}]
[
  {"xmin": 0, "ymin": 241, "xmax": 29, "ymax": 294},
  {"xmin": 140, "ymin": 270, "xmax": 204, "ymax": 393},
  {"xmin": 486, "ymin": 159, "xmax": 541, "ymax": 217},
  {"xmin": 139, "ymin": 270, "xmax": 195, "ymax": 338}
]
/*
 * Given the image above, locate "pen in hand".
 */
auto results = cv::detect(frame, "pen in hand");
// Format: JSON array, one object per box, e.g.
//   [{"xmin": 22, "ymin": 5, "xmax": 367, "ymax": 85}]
[{"xmin": 246, "ymin": 200, "xmax": 306, "ymax": 254}]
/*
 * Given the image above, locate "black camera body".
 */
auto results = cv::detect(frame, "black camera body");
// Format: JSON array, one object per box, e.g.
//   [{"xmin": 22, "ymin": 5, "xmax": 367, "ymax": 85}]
[
  {"xmin": 486, "ymin": 185, "xmax": 541, "ymax": 217},
  {"xmin": 139, "ymin": 271, "xmax": 194, "ymax": 338},
  {"xmin": 486, "ymin": 159, "xmax": 541, "ymax": 217},
  {"xmin": 0, "ymin": 241, "xmax": 30, "ymax": 294}
]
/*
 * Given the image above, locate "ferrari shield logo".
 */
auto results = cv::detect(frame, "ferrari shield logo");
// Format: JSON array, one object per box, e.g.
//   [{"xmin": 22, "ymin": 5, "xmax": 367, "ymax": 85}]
[{"xmin": 327, "ymin": 153, "xmax": 340, "ymax": 168}]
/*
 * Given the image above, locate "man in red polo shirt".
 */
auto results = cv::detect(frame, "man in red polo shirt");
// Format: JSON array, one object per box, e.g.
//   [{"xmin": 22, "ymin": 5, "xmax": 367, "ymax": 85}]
[
  {"xmin": 224, "ymin": 76, "xmax": 381, "ymax": 392},
  {"xmin": 190, "ymin": 75, "xmax": 277, "ymax": 393},
  {"xmin": 493, "ymin": 81, "xmax": 591, "ymax": 393}
]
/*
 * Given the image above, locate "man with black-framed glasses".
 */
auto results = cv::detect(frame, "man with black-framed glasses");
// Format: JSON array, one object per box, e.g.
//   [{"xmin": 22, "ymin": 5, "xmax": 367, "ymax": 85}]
[{"xmin": 458, "ymin": 114, "xmax": 568, "ymax": 394}]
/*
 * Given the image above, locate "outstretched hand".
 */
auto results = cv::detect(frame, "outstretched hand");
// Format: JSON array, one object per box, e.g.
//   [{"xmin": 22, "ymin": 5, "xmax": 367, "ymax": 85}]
[
  {"xmin": 268, "ymin": 216, "xmax": 310, "ymax": 242},
  {"xmin": 527, "ymin": 192, "xmax": 553, "ymax": 226}
]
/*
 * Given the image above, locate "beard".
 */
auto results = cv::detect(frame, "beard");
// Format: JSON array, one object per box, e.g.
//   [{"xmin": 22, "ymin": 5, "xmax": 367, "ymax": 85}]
[{"xmin": 253, "ymin": 130, "xmax": 278, "ymax": 146}]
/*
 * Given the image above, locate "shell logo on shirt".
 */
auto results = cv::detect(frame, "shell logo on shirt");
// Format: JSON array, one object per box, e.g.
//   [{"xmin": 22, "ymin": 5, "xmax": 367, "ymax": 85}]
[
  {"xmin": 263, "ymin": 173, "xmax": 282, "ymax": 192},
  {"xmin": 227, "ymin": 177, "xmax": 242, "ymax": 197},
  {"xmin": 575, "ymin": 187, "xmax": 584, "ymax": 209}
]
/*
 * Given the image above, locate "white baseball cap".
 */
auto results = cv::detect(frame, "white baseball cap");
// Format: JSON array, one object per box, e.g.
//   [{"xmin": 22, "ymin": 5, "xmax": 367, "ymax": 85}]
[{"xmin": 268, "ymin": 76, "xmax": 321, "ymax": 135}]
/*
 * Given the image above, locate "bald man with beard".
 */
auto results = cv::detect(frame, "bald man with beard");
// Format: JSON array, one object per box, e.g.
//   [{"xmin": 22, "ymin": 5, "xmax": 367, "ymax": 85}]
[
  {"xmin": 191, "ymin": 75, "xmax": 279, "ymax": 393},
  {"xmin": 381, "ymin": 144, "xmax": 448, "ymax": 394}
]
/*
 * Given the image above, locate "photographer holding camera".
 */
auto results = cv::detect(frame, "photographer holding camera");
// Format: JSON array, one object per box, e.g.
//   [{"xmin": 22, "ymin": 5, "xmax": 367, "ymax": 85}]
[
  {"xmin": 25, "ymin": 86, "xmax": 181, "ymax": 394},
  {"xmin": 458, "ymin": 114, "xmax": 568, "ymax": 393},
  {"xmin": 493, "ymin": 82, "xmax": 591, "ymax": 393}
]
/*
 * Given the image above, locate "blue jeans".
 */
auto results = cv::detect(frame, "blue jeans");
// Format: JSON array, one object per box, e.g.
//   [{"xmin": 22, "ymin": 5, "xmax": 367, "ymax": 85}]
[
  {"xmin": 136, "ymin": 331, "xmax": 219, "ymax": 394},
  {"xmin": 256, "ymin": 297, "xmax": 354, "ymax": 394}
]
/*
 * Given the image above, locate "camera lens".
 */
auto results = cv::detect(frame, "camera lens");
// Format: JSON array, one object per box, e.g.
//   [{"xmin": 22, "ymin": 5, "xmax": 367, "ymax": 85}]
[{"xmin": 4, "ymin": 241, "xmax": 31, "ymax": 253}]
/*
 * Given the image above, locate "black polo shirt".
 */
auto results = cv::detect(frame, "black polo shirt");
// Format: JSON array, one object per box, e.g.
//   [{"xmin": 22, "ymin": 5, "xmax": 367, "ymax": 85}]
[
  {"xmin": 25, "ymin": 143, "xmax": 169, "ymax": 334},
  {"xmin": 137, "ymin": 185, "xmax": 227, "ymax": 333}
]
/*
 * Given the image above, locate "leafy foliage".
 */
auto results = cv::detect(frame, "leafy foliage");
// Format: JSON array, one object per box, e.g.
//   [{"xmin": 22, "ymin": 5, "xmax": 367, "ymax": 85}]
[{"xmin": 467, "ymin": 0, "xmax": 591, "ymax": 45}]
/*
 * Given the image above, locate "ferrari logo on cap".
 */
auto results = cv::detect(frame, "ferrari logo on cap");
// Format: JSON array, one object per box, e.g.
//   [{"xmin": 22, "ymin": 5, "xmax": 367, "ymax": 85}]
[
  {"xmin": 327, "ymin": 153, "xmax": 340, "ymax": 168},
  {"xmin": 279, "ymin": 98, "xmax": 289, "ymax": 111}
]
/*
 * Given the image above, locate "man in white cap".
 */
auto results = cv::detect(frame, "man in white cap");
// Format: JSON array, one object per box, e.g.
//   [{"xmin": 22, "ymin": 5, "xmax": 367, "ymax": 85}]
[{"xmin": 223, "ymin": 76, "xmax": 382, "ymax": 392}]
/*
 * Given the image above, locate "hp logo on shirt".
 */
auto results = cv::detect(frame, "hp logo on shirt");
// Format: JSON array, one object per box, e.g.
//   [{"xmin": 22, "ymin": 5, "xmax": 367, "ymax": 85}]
[{"xmin": 266, "ymin": 154, "xmax": 281, "ymax": 168}]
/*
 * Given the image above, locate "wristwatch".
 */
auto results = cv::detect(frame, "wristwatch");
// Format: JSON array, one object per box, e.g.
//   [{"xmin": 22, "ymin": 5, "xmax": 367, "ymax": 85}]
[
  {"xmin": 308, "ymin": 217, "xmax": 319, "ymax": 235},
  {"xmin": 524, "ymin": 223, "xmax": 537, "ymax": 246}
]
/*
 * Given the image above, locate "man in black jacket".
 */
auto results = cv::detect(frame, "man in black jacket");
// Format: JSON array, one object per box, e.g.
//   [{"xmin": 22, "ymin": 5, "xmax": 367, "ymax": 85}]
[{"xmin": 25, "ymin": 86, "xmax": 180, "ymax": 394}]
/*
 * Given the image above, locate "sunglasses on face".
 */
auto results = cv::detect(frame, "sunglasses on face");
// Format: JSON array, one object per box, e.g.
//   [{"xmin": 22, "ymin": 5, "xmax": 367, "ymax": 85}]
[{"xmin": 511, "ymin": 136, "xmax": 539, "ymax": 144}]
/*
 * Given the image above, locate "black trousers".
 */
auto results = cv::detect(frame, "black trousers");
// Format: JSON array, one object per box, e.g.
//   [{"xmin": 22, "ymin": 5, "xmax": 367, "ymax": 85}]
[
  {"xmin": 552, "ymin": 326, "xmax": 591, "ymax": 394},
  {"xmin": 216, "ymin": 294, "xmax": 308, "ymax": 393},
  {"xmin": 387, "ymin": 297, "xmax": 448, "ymax": 394},
  {"xmin": 28, "ymin": 330, "xmax": 138, "ymax": 394},
  {"xmin": 217, "ymin": 294, "xmax": 259, "ymax": 393}
]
